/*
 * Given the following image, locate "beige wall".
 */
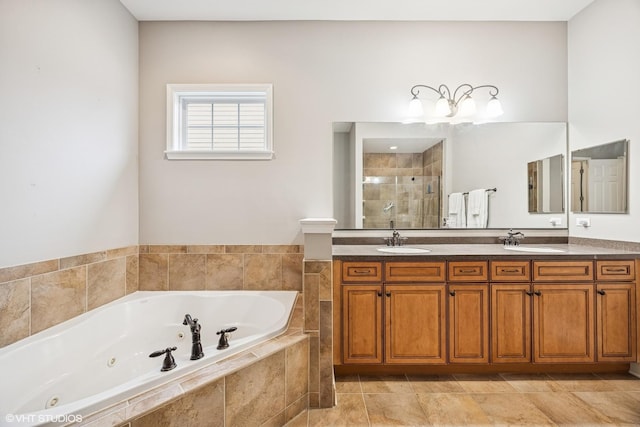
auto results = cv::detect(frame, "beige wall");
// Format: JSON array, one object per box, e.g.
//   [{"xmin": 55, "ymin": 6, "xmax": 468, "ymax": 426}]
[
  {"xmin": 568, "ymin": 0, "xmax": 640, "ymax": 242},
  {"xmin": 0, "ymin": 0, "xmax": 139, "ymax": 268},
  {"xmin": 138, "ymin": 20, "xmax": 568, "ymax": 246}
]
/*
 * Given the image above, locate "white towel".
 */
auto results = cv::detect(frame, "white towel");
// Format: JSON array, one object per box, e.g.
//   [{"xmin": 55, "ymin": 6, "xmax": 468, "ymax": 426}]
[
  {"xmin": 467, "ymin": 189, "xmax": 488, "ymax": 228},
  {"xmin": 447, "ymin": 192, "xmax": 466, "ymax": 228}
]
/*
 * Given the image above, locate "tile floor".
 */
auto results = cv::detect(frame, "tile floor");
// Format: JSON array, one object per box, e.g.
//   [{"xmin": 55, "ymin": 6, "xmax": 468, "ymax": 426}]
[{"xmin": 287, "ymin": 372, "xmax": 640, "ymax": 426}]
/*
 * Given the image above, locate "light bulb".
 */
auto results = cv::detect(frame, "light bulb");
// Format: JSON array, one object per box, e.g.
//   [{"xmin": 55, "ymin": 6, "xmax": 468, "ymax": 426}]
[
  {"xmin": 486, "ymin": 96, "xmax": 503, "ymax": 117},
  {"xmin": 458, "ymin": 95, "xmax": 476, "ymax": 117},
  {"xmin": 408, "ymin": 96, "xmax": 424, "ymax": 117},
  {"xmin": 434, "ymin": 96, "xmax": 451, "ymax": 117}
]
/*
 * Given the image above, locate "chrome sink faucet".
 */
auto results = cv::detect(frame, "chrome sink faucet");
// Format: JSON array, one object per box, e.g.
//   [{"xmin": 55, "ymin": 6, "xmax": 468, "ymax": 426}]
[
  {"xmin": 183, "ymin": 314, "xmax": 204, "ymax": 360},
  {"xmin": 499, "ymin": 229, "xmax": 525, "ymax": 246}
]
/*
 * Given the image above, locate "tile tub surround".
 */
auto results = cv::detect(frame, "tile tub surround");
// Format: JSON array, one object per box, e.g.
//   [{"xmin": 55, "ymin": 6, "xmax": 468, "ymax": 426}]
[
  {"xmin": 138, "ymin": 245, "xmax": 303, "ymax": 292},
  {"xmin": 0, "ymin": 245, "xmax": 139, "ymax": 348},
  {"xmin": 304, "ymin": 260, "xmax": 334, "ymax": 408},
  {"xmin": 80, "ymin": 298, "xmax": 309, "ymax": 427}
]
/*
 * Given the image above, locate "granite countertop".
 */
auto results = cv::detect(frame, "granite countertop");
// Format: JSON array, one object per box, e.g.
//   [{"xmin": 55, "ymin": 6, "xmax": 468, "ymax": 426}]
[{"xmin": 332, "ymin": 243, "xmax": 640, "ymax": 260}]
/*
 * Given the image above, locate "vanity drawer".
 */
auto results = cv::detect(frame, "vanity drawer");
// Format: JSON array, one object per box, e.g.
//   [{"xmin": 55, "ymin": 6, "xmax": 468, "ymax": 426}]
[
  {"xmin": 448, "ymin": 261, "xmax": 489, "ymax": 282},
  {"xmin": 385, "ymin": 262, "xmax": 446, "ymax": 282},
  {"xmin": 342, "ymin": 262, "xmax": 382, "ymax": 282},
  {"xmin": 532, "ymin": 261, "xmax": 593, "ymax": 282},
  {"xmin": 596, "ymin": 260, "xmax": 635, "ymax": 281},
  {"xmin": 491, "ymin": 260, "xmax": 530, "ymax": 282}
]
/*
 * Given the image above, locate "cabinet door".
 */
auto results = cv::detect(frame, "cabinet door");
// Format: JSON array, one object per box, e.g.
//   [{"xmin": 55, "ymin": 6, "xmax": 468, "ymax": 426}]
[
  {"xmin": 342, "ymin": 285, "xmax": 383, "ymax": 364},
  {"xmin": 491, "ymin": 284, "xmax": 532, "ymax": 363},
  {"xmin": 385, "ymin": 284, "xmax": 446, "ymax": 364},
  {"xmin": 533, "ymin": 284, "xmax": 594, "ymax": 363},
  {"xmin": 596, "ymin": 283, "xmax": 637, "ymax": 361},
  {"xmin": 448, "ymin": 284, "xmax": 489, "ymax": 363}
]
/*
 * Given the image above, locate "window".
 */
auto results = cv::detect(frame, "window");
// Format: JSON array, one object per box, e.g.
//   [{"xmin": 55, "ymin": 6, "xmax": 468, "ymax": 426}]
[{"xmin": 166, "ymin": 84, "xmax": 273, "ymax": 160}]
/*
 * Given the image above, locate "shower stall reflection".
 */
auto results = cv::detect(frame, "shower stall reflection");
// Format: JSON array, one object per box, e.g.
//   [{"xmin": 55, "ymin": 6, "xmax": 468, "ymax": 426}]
[{"xmin": 362, "ymin": 175, "xmax": 441, "ymax": 229}]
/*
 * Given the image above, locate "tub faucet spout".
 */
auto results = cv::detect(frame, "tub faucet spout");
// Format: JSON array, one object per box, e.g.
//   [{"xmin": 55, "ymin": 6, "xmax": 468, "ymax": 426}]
[{"xmin": 183, "ymin": 314, "xmax": 204, "ymax": 360}]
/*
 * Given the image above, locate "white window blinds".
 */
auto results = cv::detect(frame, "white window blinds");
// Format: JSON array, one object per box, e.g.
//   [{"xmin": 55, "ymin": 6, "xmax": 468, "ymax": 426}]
[{"xmin": 166, "ymin": 84, "xmax": 273, "ymax": 160}]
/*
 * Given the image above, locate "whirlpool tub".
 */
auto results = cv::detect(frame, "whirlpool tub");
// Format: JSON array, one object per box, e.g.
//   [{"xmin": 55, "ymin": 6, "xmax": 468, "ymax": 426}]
[{"xmin": 0, "ymin": 290, "xmax": 298, "ymax": 426}]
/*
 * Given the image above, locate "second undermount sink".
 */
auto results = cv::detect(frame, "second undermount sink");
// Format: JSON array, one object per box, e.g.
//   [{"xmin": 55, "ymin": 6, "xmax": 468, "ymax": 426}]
[
  {"xmin": 503, "ymin": 246, "xmax": 566, "ymax": 253},
  {"xmin": 377, "ymin": 247, "xmax": 431, "ymax": 254}
]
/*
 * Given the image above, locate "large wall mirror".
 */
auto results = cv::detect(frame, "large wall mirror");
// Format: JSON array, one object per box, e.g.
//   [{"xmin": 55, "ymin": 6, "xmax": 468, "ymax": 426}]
[
  {"xmin": 571, "ymin": 139, "xmax": 629, "ymax": 213},
  {"xmin": 333, "ymin": 122, "xmax": 568, "ymax": 230}
]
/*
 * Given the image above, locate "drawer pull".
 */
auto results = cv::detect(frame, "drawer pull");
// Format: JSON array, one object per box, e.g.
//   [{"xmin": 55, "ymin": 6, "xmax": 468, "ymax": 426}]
[
  {"xmin": 352, "ymin": 269, "xmax": 372, "ymax": 274},
  {"xmin": 449, "ymin": 290, "xmax": 456, "ymax": 296},
  {"xmin": 597, "ymin": 290, "xmax": 606, "ymax": 295},
  {"xmin": 501, "ymin": 268, "xmax": 520, "ymax": 273},
  {"xmin": 458, "ymin": 269, "xmax": 478, "ymax": 274},
  {"xmin": 603, "ymin": 268, "xmax": 627, "ymax": 273}
]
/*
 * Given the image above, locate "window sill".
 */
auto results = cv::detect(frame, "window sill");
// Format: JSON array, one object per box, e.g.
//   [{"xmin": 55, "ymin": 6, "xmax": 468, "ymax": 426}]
[{"xmin": 165, "ymin": 150, "xmax": 274, "ymax": 160}]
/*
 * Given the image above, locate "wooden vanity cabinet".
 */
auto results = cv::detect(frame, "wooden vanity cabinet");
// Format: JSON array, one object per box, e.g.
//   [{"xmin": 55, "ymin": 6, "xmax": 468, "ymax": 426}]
[
  {"xmin": 595, "ymin": 260, "xmax": 636, "ymax": 362},
  {"xmin": 490, "ymin": 283, "xmax": 532, "ymax": 363},
  {"xmin": 338, "ymin": 258, "xmax": 638, "ymax": 368},
  {"xmin": 532, "ymin": 283, "xmax": 595, "ymax": 363},
  {"xmin": 448, "ymin": 261, "xmax": 490, "ymax": 363},
  {"xmin": 531, "ymin": 261, "xmax": 595, "ymax": 363},
  {"xmin": 342, "ymin": 284, "xmax": 383, "ymax": 364},
  {"xmin": 384, "ymin": 283, "xmax": 447, "ymax": 364},
  {"xmin": 490, "ymin": 261, "xmax": 531, "ymax": 363},
  {"xmin": 340, "ymin": 261, "xmax": 447, "ymax": 365}
]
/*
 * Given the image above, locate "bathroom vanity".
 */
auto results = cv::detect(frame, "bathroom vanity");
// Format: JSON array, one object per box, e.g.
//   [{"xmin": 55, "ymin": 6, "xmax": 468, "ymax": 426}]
[{"xmin": 332, "ymin": 244, "xmax": 640, "ymax": 374}]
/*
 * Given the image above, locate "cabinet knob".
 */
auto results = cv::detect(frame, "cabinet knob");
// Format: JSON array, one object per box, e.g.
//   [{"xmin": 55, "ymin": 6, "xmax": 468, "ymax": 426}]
[
  {"xmin": 377, "ymin": 291, "xmax": 382, "ymax": 297},
  {"xmin": 525, "ymin": 291, "xmax": 534, "ymax": 296},
  {"xmin": 449, "ymin": 290, "xmax": 456, "ymax": 296},
  {"xmin": 534, "ymin": 291, "xmax": 542, "ymax": 296},
  {"xmin": 385, "ymin": 291, "xmax": 391, "ymax": 297},
  {"xmin": 597, "ymin": 289, "xmax": 606, "ymax": 295}
]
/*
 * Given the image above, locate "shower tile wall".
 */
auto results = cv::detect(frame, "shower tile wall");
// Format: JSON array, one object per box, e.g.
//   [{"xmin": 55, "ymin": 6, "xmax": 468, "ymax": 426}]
[
  {"xmin": 423, "ymin": 141, "xmax": 443, "ymax": 228},
  {"xmin": 363, "ymin": 141, "xmax": 442, "ymax": 229}
]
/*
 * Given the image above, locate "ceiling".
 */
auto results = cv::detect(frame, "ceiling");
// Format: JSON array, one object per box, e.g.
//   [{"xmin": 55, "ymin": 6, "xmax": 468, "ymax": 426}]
[{"xmin": 119, "ymin": 0, "xmax": 595, "ymax": 22}]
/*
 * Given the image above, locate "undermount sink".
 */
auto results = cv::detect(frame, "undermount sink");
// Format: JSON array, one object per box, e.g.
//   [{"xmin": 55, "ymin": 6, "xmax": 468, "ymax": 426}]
[
  {"xmin": 377, "ymin": 247, "xmax": 431, "ymax": 254},
  {"xmin": 503, "ymin": 246, "xmax": 566, "ymax": 253}
]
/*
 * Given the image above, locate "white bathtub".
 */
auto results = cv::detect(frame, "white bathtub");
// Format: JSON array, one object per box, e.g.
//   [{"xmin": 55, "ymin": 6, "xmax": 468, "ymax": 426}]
[{"xmin": 0, "ymin": 290, "xmax": 298, "ymax": 426}]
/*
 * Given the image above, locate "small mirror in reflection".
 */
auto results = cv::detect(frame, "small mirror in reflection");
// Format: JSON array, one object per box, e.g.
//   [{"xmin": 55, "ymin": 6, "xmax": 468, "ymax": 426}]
[
  {"xmin": 527, "ymin": 154, "xmax": 564, "ymax": 214},
  {"xmin": 571, "ymin": 139, "xmax": 628, "ymax": 213}
]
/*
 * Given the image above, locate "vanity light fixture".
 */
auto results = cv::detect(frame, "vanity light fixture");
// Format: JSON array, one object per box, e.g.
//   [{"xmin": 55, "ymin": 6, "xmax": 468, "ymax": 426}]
[{"xmin": 408, "ymin": 83, "xmax": 503, "ymax": 120}]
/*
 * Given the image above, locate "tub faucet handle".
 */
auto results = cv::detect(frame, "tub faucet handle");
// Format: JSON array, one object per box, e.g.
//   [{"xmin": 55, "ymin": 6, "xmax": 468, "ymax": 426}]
[
  {"xmin": 216, "ymin": 327, "xmax": 238, "ymax": 350},
  {"xmin": 149, "ymin": 346, "xmax": 177, "ymax": 372}
]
